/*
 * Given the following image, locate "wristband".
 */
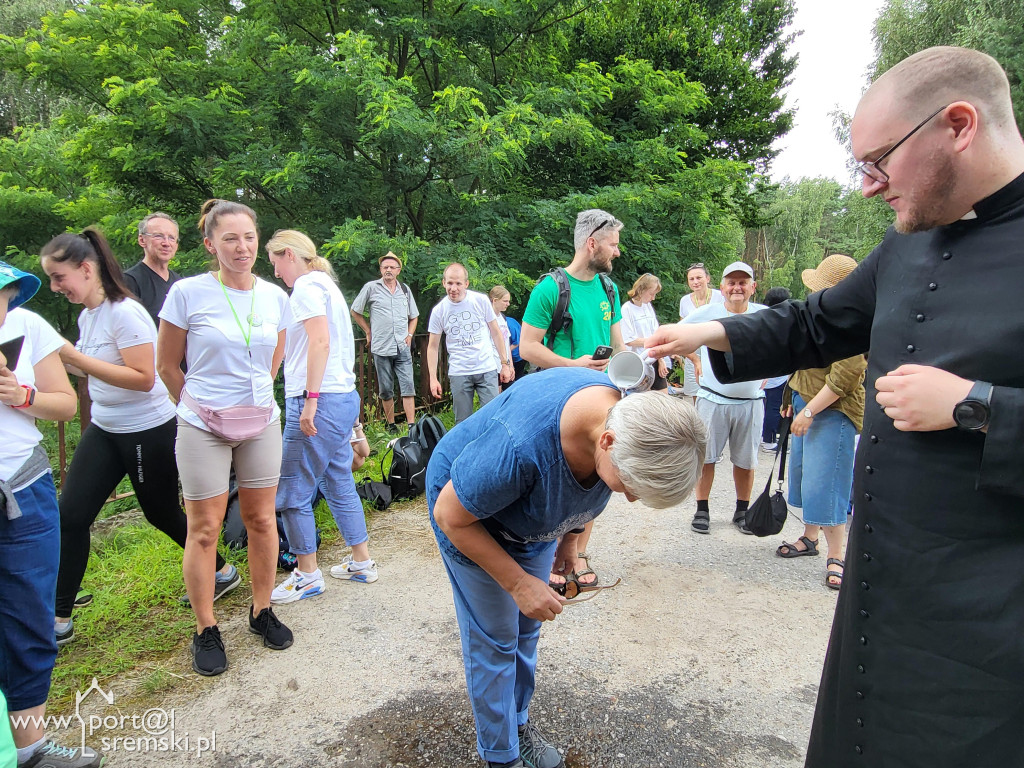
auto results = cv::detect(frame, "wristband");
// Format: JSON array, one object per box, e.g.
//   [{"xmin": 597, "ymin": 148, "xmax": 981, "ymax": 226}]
[
  {"xmin": 303, "ymin": 390, "xmax": 320, "ymax": 399},
  {"xmin": 12, "ymin": 384, "xmax": 35, "ymax": 409}
]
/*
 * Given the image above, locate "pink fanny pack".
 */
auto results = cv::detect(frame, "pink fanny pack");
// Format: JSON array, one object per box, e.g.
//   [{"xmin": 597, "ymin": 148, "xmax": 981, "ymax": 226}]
[{"xmin": 180, "ymin": 389, "xmax": 274, "ymax": 441}]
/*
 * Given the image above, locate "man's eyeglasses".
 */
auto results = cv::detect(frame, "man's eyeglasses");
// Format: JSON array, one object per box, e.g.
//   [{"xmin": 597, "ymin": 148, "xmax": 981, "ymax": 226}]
[
  {"xmin": 380, "ymin": 264, "xmax": 400, "ymax": 271},
  {"xmin": 143, "ymin": 232, "xmax": 178, "ymax": 244},
  {"xmin": 856, "ymin": 104, "xmax": 949, "ymax": 184}
]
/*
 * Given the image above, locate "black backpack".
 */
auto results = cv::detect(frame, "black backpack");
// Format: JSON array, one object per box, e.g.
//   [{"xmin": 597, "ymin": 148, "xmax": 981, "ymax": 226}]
[
  {"xmin": 386, "ymin": 436, "xmax": 427, "ymax": 500},
  {"xmin": 409, "ymin": 414, "xmax": 447, "ymax": 457},
  {"xmin": 543, "ymin": 267, "xmax": 617, "ymax": 358}
]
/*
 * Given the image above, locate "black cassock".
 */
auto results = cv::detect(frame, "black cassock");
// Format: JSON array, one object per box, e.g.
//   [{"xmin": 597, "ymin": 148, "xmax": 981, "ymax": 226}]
[{"xmin": 710, "ymin": 174, "xmax": 1024, "ymax": 768}]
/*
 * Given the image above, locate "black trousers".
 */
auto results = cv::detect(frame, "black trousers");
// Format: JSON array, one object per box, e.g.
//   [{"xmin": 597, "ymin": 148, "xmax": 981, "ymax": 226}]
[{"xmin": 54, "ymin": 418, "xmax": 225, "ymax": 616}]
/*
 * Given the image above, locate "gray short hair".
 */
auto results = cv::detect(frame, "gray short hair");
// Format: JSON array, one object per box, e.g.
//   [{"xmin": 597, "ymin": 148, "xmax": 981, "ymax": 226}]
[
  {"xmin": 606, "ymin": 392, "xmax": 708, "ymax": 509},
  {"xmin": 573, "ymin": 209, "xmax": 623, "ymax": 253},
  {"xmin": 137, "ymin": 212, "xmax": 178, "ymax": 237}
]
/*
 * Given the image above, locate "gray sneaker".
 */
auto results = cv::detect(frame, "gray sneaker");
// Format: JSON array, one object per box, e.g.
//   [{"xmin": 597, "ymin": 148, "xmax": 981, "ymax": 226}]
[
  {"xmin": 19, "ymin": 740, "xmax": 103, "ymax": 767},
  {"xmin": 179, "ymin": 566, "xmax": 241, "ymax": 606},
  {"xmin": 518, "ymin": 721, "xmax": 564, "ymax": 768}
]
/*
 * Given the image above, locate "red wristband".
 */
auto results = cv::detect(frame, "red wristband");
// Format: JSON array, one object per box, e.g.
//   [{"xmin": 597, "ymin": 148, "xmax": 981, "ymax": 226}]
[{"xmin": 11, "ymin": 384, "xmax": 35, "ymax": 409}]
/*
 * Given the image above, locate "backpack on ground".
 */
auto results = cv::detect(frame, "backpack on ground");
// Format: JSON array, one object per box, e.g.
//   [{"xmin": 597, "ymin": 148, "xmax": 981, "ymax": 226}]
[
  {"xmin": 543, "ymin": 267, "xmax": 616, "ymax": 359},
  {"xmin": 385, "ymin": 436, "xmax": 427, "ymax": 501},
  {"xmin": 409, "ymin": 414, "xmax": 447, "ymax": 458}
]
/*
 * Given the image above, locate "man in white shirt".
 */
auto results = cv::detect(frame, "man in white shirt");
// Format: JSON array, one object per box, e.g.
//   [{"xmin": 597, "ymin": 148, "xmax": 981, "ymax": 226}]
[
  {"xmin": 678, "ymin": 262, "xmax": 725, "ymax": 399},
  {"xmin": 682, "ymin": 262, "xmax": 765, "ymax": 535},
  {"xmin": 427, "ymin": 264, "xmax": 512, "ymax": 423}
]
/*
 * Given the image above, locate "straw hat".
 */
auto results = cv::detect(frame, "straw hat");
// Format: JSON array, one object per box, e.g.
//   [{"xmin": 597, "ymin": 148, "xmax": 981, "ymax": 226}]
[
  {"xmin": 802, "ymin": 254, "xmax": 858, "ymax": 292},
  {"xmin": 378, "ymin": 251, "xmax": 402, "ymax": 268}
]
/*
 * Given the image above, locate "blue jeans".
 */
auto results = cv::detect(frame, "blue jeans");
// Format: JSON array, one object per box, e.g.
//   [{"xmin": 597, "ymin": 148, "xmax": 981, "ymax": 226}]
[
  {"xmin": 762, "ymin": 383, "xmax": 786, "ymax": 443},
  {"xmin": 788, "ymin": 393, "xmax": 856, "ymax": 527},
  {"xmin": 277, "ymin": 392, "xmax": 368, "ymax": 555},
  {"xmin": 0, "ymin": 473, "xmax": 60, "ymax": 711},
  {"xmin": 435, "ymin": 530, "xmax": 557, "ymax": 763}
]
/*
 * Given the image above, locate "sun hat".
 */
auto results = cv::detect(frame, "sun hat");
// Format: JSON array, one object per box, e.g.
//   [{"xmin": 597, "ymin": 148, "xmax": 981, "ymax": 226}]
[
  {"xmin": 802, "ymin": 254, "xmax": 858, "ymax": 293},
  {"xmin": 721, "ymin": 261, "xmax": 754, "ymax": 279},
  {"xmin": 0, "ymin": 261, "xmax": 41, "ymax": 310},
  {"xmin": 378, "ymin": 251, "xmax": 402, "ymax": 268}
]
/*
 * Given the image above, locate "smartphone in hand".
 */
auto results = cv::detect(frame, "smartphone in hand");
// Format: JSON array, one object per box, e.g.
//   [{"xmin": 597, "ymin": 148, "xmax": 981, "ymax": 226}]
[
  {"xmin": 0, "ymin": 335, "xmax": 25, "ymax": 371},
  {"xmin": 592, "ymin": 345, "xmax": 613, "ymax": 361}
]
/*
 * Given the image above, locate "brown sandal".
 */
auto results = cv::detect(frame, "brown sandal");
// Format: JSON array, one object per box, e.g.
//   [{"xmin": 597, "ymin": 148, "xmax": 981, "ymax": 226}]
[
  {"xmin": 573, "ymin": 552, "xmax": 599, "ymax": 586},
  {"xmin": 825, "ymin": 558, "xmax": 844, "ymax": 590},
  {"xmin": 776, "ymin": 536, "xmax": 819, "ymax": 558}
]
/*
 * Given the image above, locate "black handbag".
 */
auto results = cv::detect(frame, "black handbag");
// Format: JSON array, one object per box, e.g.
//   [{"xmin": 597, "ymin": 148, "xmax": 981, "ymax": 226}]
[{"xmin": 745, "ymin": 416, "xmax": 791, "ymax": 537}]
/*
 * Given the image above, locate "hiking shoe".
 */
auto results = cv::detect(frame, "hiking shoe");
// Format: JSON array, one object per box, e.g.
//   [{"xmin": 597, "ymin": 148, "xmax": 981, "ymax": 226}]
[
  {"xmin": 271, "ymin": 569, "xmax": 325, "ymax": 604},
  {"xmin": 518, "ymin": 721, "xmax": 564, "ymax": 768},
  {"xmin": 191, "ymin": 625, "xmax": 228, "ymax": 676},
  {"xmin": 20, "ymin": 740, "xmax": 103, "ymax": 768},
  {"xmin": 55, "ymin": 619, "xmax": 74, "ymax": 647},
  {"xmin": 179, "ymin": 565, "xmax": 242, "ymax": 606},
  {"xmin": 330, "ymin": 555, "xmax": 378, "ymax": 583},
  {"xmin": 386, "ymin": 422, "xmax": 399, "ymax": 434},
  {"xmin": 74, "ymin": 591, "xmax": 93, "ymax": 608},
  {"xmin": 249, "ymin": 605, "xmax": 293, "ymax": 650}
]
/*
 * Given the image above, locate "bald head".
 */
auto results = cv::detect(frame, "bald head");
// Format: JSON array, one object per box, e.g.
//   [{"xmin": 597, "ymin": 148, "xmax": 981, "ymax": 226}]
[{"xmin": 862, "ymin": 46, "xmax": 1017, "ymax": 138}]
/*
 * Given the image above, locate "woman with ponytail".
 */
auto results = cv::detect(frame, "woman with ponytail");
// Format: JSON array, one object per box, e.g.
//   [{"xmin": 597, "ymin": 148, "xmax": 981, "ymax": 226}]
[
  {"xmin": 40, "ymin": 230, "xmax": 237, "ymax": 650},
  {"xmin": 266, "ymin": 230, "xmax": 377, "ymax": 605},
  {"xmin": 157, "ymin": 200, "xmax": 291, "ymax": 676}
]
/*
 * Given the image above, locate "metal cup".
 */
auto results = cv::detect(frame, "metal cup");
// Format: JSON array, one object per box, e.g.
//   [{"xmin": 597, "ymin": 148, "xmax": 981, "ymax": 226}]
[{"xmin": 607, "ymin": 350, "xmax": 656, "ymax": 394}]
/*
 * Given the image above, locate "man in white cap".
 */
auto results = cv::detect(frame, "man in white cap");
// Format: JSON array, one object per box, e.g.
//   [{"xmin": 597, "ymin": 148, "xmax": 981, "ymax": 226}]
[{"xmin": 680, "ymin": 261, "xmax": 766, "ymax": 534}]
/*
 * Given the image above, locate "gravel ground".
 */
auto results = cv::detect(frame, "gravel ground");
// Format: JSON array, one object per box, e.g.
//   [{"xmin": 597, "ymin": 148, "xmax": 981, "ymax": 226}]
[{"xmin": 93, "ymin": 446, "xmax": 840, "ymax": 768}]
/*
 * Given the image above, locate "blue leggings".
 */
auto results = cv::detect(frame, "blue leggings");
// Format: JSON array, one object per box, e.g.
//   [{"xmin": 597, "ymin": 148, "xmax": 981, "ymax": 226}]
[{"xmin": 0, "ymin": 473, "xmax": 59, "ymax": 711}]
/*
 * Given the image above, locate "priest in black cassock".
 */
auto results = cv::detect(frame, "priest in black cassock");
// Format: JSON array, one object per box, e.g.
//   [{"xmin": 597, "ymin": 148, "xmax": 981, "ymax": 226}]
[{"xmin": 649, "ymin": 46, "xmax": 1024, "ymax": 768}]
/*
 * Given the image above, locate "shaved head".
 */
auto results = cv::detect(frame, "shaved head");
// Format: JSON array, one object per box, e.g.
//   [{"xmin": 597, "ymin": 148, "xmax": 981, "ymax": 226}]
[{"xmin": 862, "ymin": 47, "xmax": 1017, "ymax": 137}]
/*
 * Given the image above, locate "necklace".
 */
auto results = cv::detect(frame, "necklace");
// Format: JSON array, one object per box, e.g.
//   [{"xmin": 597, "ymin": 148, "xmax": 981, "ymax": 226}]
[
  {"xmin": 692, "ymin": 290, "xmax": 709, "ymax": 309},
  {"xmin": 216, "ymin": 271, "xmax": 257, "ymax": 348}
]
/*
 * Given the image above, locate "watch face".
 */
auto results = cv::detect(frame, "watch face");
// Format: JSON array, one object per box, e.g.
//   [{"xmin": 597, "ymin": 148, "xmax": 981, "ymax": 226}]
[{"xmin": 954, "ymin": 401, "xmax": 988, "ymax": 430}]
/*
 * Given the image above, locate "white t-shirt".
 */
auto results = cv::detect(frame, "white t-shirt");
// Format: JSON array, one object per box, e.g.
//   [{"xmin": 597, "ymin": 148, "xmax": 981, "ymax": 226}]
[
  {"xmin": 683, "ymin": 301, "xmax": 766, "ymax": 401},
  {"xmin": 679, "ymin": 289, "xmax": 724, "ymax": 320},
  {"xmin": 160, "ymin": 273, "xmax": 287, "ymax": 431},
  {"xmin": 75, "ymin": 299, "xmax": 175, "ymax": 433},
  {"xmin": 0, "ymin": 308, "xmax": 64, "ymax": 479},
  {"xmin": 619, "ymin": 300, "xmax": 670, "ymax": 368},
  {"xmin": 282, "ymin": 271, "xmax": 355, "ymax": 397},
  {"xmin": 489, "ymin": 312, "xmax": 511, "ymax": 371},
  {"xmin": 427, "ymin": 291, "xmax": 498, "ymax": 376}
]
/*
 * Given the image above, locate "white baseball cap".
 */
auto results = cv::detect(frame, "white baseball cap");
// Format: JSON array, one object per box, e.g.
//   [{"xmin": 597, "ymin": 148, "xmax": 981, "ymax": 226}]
[{"xmin": 722, "ymin": 261, "xmax": 754, "ymax": 279}]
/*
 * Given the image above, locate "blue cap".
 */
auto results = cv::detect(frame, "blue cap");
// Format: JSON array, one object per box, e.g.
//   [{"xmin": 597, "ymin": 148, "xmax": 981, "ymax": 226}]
[{"xmin": 0, "ymin": 261, "xmax": 41, "ymax": 310}]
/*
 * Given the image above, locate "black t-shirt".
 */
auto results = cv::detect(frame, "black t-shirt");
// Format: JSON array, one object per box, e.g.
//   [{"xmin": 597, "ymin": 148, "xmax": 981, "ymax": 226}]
[{"xmin": 123, "ymin": 261, "xmax": 181, "ymax": 325}]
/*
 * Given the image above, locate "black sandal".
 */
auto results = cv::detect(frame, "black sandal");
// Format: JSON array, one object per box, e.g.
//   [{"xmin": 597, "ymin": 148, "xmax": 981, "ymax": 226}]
[
  {"xmin": 691, "ymin": 510, "xmax": 710, "ymax": 534},
  {"xmin": 776, "ymin": 536, "xmax": 819, "ymax": 558},
  {"xmin": 825, "ymin": 558, "xmax": 844, "ymax": 590}
]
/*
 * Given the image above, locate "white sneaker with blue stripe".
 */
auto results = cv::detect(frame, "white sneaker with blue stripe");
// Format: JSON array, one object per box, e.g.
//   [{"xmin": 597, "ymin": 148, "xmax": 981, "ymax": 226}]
[
  {"xmin": 330, "ymin": 556, "xmax": 378, "ymax": 583},
  {"xmin": 270, "ymin": 569, "xmax": 326, "ymax": 604}
]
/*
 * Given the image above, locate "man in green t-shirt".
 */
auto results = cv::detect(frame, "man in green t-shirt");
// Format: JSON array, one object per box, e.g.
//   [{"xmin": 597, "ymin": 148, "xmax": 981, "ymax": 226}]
[{"xmin": 520, "ymin": 208, "xmax": 625, "ymax": 590}]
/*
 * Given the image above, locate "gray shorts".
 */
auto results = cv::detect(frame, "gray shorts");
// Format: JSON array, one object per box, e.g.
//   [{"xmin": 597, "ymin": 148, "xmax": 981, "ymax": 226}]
[
  {"xmin": 175, "ymin": 417, "xmax": 283, "ymax": 500},
  {"xmin": 695, "ymin": 396, "xmax": 764, "ymax": 470},
  {"xmin": 373, "ymin": 344, "xmax": 415, "ymax": 400},
  {"xmin": 450, "ymin": 372, "xmax": 499, "ymax": 424}
]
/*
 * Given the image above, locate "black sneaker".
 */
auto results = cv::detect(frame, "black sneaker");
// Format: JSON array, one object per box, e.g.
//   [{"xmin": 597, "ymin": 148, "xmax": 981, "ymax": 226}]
[
  {"xmin": 20, "ymin": 740, "xmax": 103, "ymax": 767},
  {"xmin": 74, "ymin": 591, "xmax": 93, "ymax": 608},
  {"xmin": 191, "ymin": 625, "xmax": 228, "ymax": 676},
  {"xmin": 518, "ymin": 721, "xmax": 564, "ymax": 768},
  {"xmin": 385, "ymin": 422, "xmax": 399, "ymax": 434},
  {"xmin": 179, "ymin": 566, "xmax": 242, "ymax": 606},
  {"xmin": 55, "ymin": 620, "xmax": 74, "ymax": 647},
  {"xmin": 249, "ymin": 605, "xmax": 293, "ymax": 650}
]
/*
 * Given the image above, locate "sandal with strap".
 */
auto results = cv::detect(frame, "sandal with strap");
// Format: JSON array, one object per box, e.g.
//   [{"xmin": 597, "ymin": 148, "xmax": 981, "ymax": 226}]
[
  {"xmin": 776, "ymin": 536, "xmax": 819, "ymax": 558},
  {"xmin": 691, "ymin": 511, "xmax": 710, "ymax": 534},
  {"xmin": 825, "ymin": 558, "xmax": 844, "ymax": 590},
  {"xmin": 574, "ymin": 552, "xmax": 599, "ymax": 586}
]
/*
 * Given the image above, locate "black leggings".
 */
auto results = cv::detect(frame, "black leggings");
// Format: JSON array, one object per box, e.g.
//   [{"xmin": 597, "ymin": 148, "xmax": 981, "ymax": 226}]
[{"xmin": 54, "ymin": 418, "xmax": 225, "ymax": 616}]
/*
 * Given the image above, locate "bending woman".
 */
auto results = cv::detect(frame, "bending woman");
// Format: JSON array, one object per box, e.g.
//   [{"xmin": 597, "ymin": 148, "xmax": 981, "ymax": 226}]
[
  {"xmin": 40, "ymin": 230, "xmax": 237, "ymax": 648},
  {"xmin": 157, "ymin": 199, "xmax": 292, "ymax": 677},
  {"xmin": 266, "ymin": 230, "xmax": 377, "ymax": 605},
  {"xmin": 429, "ymin": 368, "xmax": 707, "ymax": 768}
]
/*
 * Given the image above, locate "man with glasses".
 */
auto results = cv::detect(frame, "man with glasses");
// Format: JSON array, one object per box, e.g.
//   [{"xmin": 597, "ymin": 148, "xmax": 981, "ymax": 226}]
[
  {"xmin": 519, "ymin": 208, "xmax": 625, "ymax": 593},
  {"xmin": 678, "ymin": 262, "xmax": 724, "ymax": 399},
  {"xmin": 351, "ymin": 252, "xmax": 419, "ymax": 433},
  {"xmin": 124, "ymin": 212, "xmax": 181, "ymax": 325},
  {"xmin": 647, "ymin": 46, "xmax": 1024, "ymax": 768}
]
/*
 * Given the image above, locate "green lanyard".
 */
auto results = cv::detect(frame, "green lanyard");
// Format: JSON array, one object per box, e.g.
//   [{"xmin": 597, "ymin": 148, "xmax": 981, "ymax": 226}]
[{"xmin": 217, "ymin": 271, "xmax": 256, "ymax": 348}]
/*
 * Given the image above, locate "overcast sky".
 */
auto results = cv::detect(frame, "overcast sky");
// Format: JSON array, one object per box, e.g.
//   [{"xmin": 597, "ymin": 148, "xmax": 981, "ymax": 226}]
[{"xmin": 769, "ymin": 0, "xmax": 888, "ymax": 186}]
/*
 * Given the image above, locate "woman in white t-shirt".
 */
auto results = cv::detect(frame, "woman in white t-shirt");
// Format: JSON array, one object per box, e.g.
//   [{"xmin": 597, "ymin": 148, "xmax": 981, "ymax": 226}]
[
  {"xmin": 0, "ymin": 262, "xmax": 82, "ymax": 764},
  {"xmin": 157, "ymin": 200, "xmax": 291, "ymax": 676},
  {"xmin": 264, "ymin": 230, "xmax": 377, "ymax": 605},
  {"xmin": 40, "ymin": 230, "xmax": 236, "ymax": 648},
  {"xmin": 620, "ymin": 273, "xmax": 670, "ymax": 391},
  {"xmin": 488, "ymin": 285, "xmax": 516, "ymax": 391}
]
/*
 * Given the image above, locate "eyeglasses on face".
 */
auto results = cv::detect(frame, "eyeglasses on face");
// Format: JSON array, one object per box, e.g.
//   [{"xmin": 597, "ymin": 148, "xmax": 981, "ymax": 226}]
[
  {"xmin": 144, "ymin": 232, "xmax": 178, "ymax": 243},
  {"xmin": 856, "ymin": 104, "xmax": 949, "ymax": 184}
]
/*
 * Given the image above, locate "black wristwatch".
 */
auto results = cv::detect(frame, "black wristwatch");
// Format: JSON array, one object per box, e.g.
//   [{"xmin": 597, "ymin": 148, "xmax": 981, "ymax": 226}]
[{"xmin": 953, "ymin": 380, "xmax": 992, "ymax": 431}]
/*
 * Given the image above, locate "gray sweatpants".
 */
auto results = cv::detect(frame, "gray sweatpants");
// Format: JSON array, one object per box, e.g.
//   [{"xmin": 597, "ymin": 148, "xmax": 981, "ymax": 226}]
[{"xmin": 450, "ymin": 372, "xmax": 499, "ymax": 424}]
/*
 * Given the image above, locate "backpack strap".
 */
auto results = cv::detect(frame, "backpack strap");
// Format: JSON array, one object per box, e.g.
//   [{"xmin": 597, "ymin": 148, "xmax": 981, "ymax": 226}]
[
  {"xmin": 598, "ymin": 273, "xmax": 616, "ymax": 313},
  {"xmin": 544, "ymin": 267, "xmax": 574, "ymax": 358}
]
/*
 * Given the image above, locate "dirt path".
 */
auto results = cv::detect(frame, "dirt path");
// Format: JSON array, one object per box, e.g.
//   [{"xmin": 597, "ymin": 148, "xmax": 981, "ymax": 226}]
[{"xmin": 91, "ymin": 453, "xmax": 838, "ymax": 767}]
